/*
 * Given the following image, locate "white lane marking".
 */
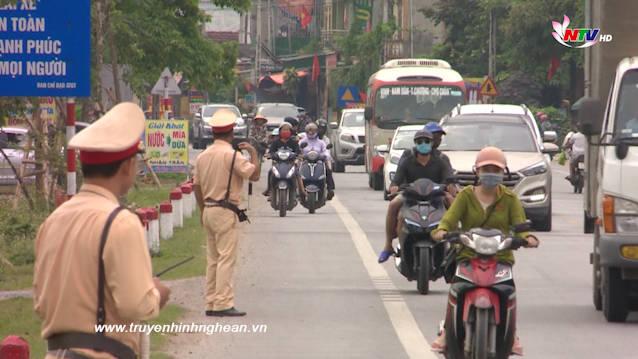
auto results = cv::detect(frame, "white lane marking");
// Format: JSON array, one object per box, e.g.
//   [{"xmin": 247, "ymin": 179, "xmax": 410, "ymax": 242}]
[{"xmin": 330, "ymin": 196, "xmax": 438, "ymax": 359}]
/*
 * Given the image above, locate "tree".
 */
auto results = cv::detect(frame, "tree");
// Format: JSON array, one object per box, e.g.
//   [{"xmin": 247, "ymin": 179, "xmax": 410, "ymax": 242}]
[{"xmin": 283, "ymin": 67, "xmax": 300, "ymax": 103}]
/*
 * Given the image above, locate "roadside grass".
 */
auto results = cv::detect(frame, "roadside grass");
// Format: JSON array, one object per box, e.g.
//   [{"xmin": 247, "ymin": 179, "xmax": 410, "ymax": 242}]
[
  {"xmin": 0, "ymin": 178, "xmax": 205, "ymax": 291},
  {"xmin": 0, "ymin": 297, "xmax": 184, "ymax": 359}
]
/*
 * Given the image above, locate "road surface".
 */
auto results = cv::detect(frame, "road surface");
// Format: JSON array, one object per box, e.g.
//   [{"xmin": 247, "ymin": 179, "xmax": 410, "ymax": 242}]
[{"xmin": 168, "ymin": 153, "xmax": 636, "ymax": 358}]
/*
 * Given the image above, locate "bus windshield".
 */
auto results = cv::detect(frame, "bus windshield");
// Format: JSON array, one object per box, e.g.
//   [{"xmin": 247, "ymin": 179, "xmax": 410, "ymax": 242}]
[{"xmin": 374, "ymin": 85, "xmax": 464, "ymax": 129}]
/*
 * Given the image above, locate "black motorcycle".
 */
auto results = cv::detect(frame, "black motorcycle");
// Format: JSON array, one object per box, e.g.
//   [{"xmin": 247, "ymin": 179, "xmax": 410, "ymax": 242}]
[
  {"xmin": 269, "ymin": 148, "xmax": 298, "ymax": 217},
  {"xmin": 298, "ymin": 143, "xmax": 332, "ymax": 214},
  {"xmin": 394, "ymin": 178, "xmax": 450, "ymax": 295}
]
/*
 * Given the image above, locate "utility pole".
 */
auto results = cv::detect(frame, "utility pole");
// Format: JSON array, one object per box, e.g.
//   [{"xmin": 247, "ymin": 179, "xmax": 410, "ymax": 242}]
[
  {"xmin": 267, "ymin": 0, "xmax": 272, "ymax": 53},
  {"xmin": 488, "ymin": 8, "xmax": 496, "ymax": 79},
  {"xmin": 254, "ymin": 0, "xmax": 262, "ymax": 88},
  {"xmin": 410, "ymin": 0, "xmax": 414, "ymax": 57}
]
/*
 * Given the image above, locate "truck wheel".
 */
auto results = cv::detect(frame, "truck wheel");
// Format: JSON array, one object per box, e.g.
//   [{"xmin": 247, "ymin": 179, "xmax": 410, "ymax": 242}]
[
  {"xmin": 593, "ymin": 227, "xmax": 602, "ymax": 311},
  {"xmin": 334, "ymin": 161, "xmax": 345, "ymax": 173},
  {"xmin": 602, "ymin": 267, "xmax": 629, "ymax": 322}
]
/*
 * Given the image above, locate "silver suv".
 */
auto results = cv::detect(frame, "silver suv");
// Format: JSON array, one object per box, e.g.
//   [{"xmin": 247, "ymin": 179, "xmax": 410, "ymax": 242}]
[
  {"xmin": 439, "ymin": 111, "xmax": 559, "ymax": 231},
  {"xmin": 330, "ymin": 109, "xmax": 365, "ymax": 172},
  {"xmin": 192, "ymin": 104, "xmax": 247, "ymax": 149}
]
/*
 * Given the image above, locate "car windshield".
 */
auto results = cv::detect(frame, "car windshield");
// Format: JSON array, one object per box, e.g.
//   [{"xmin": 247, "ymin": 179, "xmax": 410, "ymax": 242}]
[
  {"xmin": 615, "ymin": 69, "xmax": 638, "ymax": 137},
  {"xmin": 258, "ymin": 105, "xmax": 298, "ymax": 118},
  {"xmin": 0, "ymin": 130, "xmax": 27, "ymax": 149},
  {"xmin": 203, "ymin": 106, "xmax": 240, "ymax": 118},
  {"xmin": 392, "ymin": 130, "xmax": 419, "ymax": 150},
  {"xmin": 439, "ymin": 121, "xmax": 537, "ymax": 152},
  {"xmin": 342, "ymin": 112, "xmax": 364, "ymax": 127},
  {"xmin": 375, "ymin": 85, "xmax": 464, "ymax": 129}
]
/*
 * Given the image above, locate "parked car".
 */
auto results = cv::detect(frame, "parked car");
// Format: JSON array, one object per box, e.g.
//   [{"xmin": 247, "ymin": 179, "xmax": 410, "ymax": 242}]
[
  {"xmin": 254, "ymin": 103, "xmax": 303, "ymax": 133},
  {"xmin": 192, "ymin": 104, "xmax": 248, "ymax": 149},
  {"xmin": 379, "ymin": 125, "xmax": 422, "ymax": 200},
  {"xmin": 0, "ymin": 127, "xmax": 34, "ymax": 188},
  {"xmin": 439, "ymin": 111, "xmax": 559, "ymax": 231},
  {"xmin": 329, "ymin": 109, "xmax": 366, "ymax": 172}
]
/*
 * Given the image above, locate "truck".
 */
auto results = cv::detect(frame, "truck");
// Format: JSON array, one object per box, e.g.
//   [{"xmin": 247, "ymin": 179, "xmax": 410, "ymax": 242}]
[{"xmin": 573, "ymin": 0, "xmax": 638, "ymax": 322}]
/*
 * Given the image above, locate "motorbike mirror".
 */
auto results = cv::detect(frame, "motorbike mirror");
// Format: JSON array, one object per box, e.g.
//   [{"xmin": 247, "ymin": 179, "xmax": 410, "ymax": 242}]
[
  {"xmin": 326, "ymin": 143, "xmax": 333, "ymax": 150},
  {"xmin": 300, "ymin": 142, "xmax": 308, "ymax": 149},
  {"xmin": 512, "ymin": 220, "xmax": 532, "ymax": 233},
  {"xmin": 364, "ymin": 106, "xmax": 373, "ymax": 121}
]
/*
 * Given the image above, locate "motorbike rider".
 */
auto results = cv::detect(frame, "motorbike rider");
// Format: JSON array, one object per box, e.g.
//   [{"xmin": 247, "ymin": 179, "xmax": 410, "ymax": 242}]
[
  {"xmin": 316, "ymin": 119, "xmax": 329, "ymax": 141},
  {"xmin": 398, "ymin": 121, "xmax": 452, "ymax": 170},
  {"xmin": 284, "ymin": 116, "xmax": 301, "ymax": 138},
  {"xmin": 299, "ymin": 123, "xmax": 335, "ymax": 200},
  {"xmin": 263, "ymin": 122, "xmax": 300, "ymax": 197},
  {"xmin": 249, "ymin": 115, "xmax": 269, "ymax": 158},
  {"xmin": 378, "ymin": 130, "xmax": 453, "ymax": 263},
  {"xmin": 430, "ymin": 146, "xmax": 540, "ymax": 355},
  {"xmin": 564, "ymin": 127, "xmax": 586, "ymax": 183}
]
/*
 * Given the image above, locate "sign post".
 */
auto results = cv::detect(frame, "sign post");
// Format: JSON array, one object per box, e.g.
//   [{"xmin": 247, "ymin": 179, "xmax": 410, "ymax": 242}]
[
  {"xmin": 479, "ymin": 77, "xmax": 499, "ymax": 103},
  {"xmin": 151, "ymin": 68, "xmax": 182, "ymax": 119}
]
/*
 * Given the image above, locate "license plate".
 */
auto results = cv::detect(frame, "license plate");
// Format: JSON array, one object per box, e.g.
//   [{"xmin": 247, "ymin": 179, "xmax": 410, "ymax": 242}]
[{"xmin": 578, "ymin": 162, "xmax": 585, "ymax": 170}]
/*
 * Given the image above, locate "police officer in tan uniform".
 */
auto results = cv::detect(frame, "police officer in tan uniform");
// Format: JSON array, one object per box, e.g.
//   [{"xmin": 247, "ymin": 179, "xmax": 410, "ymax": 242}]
[
  {"xmin": 193, "ymin": 109, "xmax": 260, "ymax": 317},
  {"xmin": 33, "ymin": 103, "xmax": 171, "ymax": 359}
]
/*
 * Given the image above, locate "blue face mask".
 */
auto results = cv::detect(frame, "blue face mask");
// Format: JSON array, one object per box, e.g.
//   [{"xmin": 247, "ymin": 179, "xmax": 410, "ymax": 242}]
[
  {"xmin": 479, "ymin": 173, "xmax": 504, "ymax": 188},
  {"xmin": 415, "ymin": 142, "xmax": 432, "ymax": 155}
]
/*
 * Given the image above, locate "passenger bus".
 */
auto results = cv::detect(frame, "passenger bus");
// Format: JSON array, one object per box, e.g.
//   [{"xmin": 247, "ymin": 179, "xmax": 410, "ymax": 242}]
[{"xmin": 363, "ymin": 59, "xmax": 466, "ymax": 190}]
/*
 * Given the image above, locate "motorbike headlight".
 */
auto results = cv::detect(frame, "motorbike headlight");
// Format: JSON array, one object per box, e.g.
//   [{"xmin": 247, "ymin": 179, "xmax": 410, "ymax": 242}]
[
  {"xmin": 390, "ymin": 155, "xmax": 401, "ymax": 165},
  {"xmin": 404, "ymin": 218, "xmax": 423, "ymax": 233},
  {"xmin": 472, "ymin": 234, "xmax": 501, "ymax": 256},
  {"xmin": 286, "ymin": 166, "xmax": 296, "ymax": 178},
  {"xmin": 278, "ymin": 151, "xmax": 291, "ymax": 161},
  {"xmin": 520, "ymin": 161, "xmax": 548, "ymax": 177},
  {"xmin": 271, "ymin": 167, "xmax": 281, "ymax": 178},
  {"xmin": 307, "ymin": 151, "xmax": 319, "ymax": 162},
  {"xmin": 340, "ymin": 133, "xmax": 356, "ymax": 143}
]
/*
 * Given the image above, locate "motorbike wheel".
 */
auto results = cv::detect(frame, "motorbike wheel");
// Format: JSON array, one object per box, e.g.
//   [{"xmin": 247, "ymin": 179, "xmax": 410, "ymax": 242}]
[
  {"xmin": 279, "ymin": 189, "xmax": 287, "ymax": 218},
  {"xmin": 474, "ymin": 308, "xmax": 490, "ymax": 359},
  {"xmin": 308, "ymin": 192, "xmax": 316, "ymax": 214},
  {"xmin": 416, "ymin": 248, "xmax": 431, "ymax": 295}
]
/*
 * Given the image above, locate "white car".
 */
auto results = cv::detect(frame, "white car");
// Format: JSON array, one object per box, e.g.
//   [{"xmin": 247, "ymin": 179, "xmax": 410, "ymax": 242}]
[
  {"xmin": 380, "ymin": 125, "xmax": 423, "ymax": 200},
  {"xmin": 439, "ymin": 110, "xmax": 559, "ymax": 231},
  {"xmin": 0, "ymin": 127, "xmax": 35, "ymax": 188},
  {"xmin": 330, "ymin": 109, "xmax": 365, "ymax": 172}
]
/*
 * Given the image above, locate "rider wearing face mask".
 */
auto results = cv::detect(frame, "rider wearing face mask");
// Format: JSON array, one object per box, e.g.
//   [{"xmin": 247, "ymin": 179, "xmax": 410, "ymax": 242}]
[
  {"xmin": 378, "ymin": 130, "xmax": 453, "ymax": 263},
  {"xmin": 263, "ymin": 123, "xmax": 300, "ymax": 197},
  {"xmin": 430, "ymin": 146, "xmax": 540, "ymax": 354},
  {"xmin": 299, "ymin": 123, "xmax": 335, "ymax": 200}
]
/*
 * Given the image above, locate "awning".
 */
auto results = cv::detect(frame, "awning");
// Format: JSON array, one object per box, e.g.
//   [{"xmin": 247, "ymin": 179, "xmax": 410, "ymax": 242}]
[{"xmin": 259, "ymin": 70, "xmax": 307, "ymax": 88}]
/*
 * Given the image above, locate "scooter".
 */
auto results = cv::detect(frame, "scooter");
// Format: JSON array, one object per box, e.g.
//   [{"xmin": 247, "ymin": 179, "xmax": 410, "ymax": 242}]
[
  {"xmin": 443, "ymin": 222, "xmax": 531, "ymax": 359},
  {"xmin": 393, "ymin": 178, "xmax": 450, "ymax": 294},
  {"xmin": 269, "ymin": 148, "xmax": 298, "ymax": 217},
  {"xmin": 298, "ymin": 143, "xmax": 331, "ymax": 214}
]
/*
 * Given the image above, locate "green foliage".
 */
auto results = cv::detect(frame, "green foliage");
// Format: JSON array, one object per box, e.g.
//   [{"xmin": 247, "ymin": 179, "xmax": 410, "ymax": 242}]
[
  {"xmin": 330, "ymin": 21, "xmax": 397, "ymax": 90},
  {"xmin": 283, "ymin": 67, "xmax": 300, "ymax": 102}
]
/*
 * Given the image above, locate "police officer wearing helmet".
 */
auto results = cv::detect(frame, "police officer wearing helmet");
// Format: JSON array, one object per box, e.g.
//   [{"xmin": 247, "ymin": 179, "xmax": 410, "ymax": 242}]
[
  {"xmin": 193, "ymin": 109, "xmax": 261, "ymax": 317},
  {"xmin": 34, "ymin": 102, "xmax": 171, "ymax": 359}
]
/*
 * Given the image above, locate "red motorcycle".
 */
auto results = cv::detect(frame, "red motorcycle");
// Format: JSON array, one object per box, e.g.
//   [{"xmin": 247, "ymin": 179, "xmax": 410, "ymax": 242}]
[{"xmin": 443, "ymin": 222, "xmax": 531, "ymax": 359}]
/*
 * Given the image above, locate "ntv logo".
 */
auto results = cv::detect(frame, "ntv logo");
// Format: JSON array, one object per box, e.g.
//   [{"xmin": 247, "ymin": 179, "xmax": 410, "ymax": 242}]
[{"xmin": 552, "ymin": 15, "xmax": 612, "ymax": 48}]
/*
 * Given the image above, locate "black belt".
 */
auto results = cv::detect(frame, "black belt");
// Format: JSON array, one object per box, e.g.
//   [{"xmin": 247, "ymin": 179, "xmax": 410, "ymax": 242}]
[{"xmin": 47, "ymin": 332, "xmax": 136, "ymax": 359}]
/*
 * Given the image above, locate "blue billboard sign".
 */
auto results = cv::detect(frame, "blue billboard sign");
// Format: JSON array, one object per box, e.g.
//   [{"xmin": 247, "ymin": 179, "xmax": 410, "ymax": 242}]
[{"xmin": 0, "ymin": 0, "xmax": 91, "ymax": 97}]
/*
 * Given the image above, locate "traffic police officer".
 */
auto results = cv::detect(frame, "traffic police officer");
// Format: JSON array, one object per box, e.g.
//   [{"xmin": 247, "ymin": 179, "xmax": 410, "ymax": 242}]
[
  {"xmin": 193, "ymin": 109, "xmax": 260, "ymax": 317},
  {"xmin": 33, "ymin": 102, "xmax": 171, "ymax": 359}
]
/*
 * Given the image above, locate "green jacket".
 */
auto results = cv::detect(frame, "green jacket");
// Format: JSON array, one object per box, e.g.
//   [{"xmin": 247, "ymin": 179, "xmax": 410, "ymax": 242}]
[{"xmin": 433, "ymin": 185, "xmax": 530, "ymax": 264}]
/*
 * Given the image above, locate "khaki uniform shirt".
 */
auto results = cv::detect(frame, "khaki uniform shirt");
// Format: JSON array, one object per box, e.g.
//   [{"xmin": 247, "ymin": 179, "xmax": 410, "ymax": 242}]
[
  {"xmin": 194, "ymin": 140, "xmax": 255, "ymax": 206},
  {"xmin": 34, "ymin": 184, "xmax": 160, "ymax": 358}
]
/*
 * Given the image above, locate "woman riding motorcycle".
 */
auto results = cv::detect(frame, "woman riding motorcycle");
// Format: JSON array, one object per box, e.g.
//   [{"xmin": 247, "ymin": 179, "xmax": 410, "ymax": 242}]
[
  {"xmin": 299, "ymin": 123, "xmax": 335, "ymax": 200},
  {"xmin": 263, "ymin": 123, "xmax": 300, "ymax": 198},
  {"xmin": 430, "ymin": 146, "xmax": 540, "ymax": 355}
]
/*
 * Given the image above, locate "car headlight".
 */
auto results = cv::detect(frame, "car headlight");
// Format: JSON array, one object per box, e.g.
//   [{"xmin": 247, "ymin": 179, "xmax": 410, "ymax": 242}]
[
  {"xmin": 602, "ymin": 196, "xmax": 638, "ymax": 233},
  {"xmin": 286, "ymin": 166, "xmax": 296, "ymax": 178},
  {"xmin": 235, "ymin": 118, "xmax": 245, "ymax": 126},
  {"xmin": 520, "ymin": 161, "xmax": 548, "ymax": 177},
  {"xmin": 340, "ymin": 133, "xmax": 356, "ymax": 143},
  {"xmin": 472, "ymin": 234, "xmax": 501, "ymax": 256},
  {"xmin": 390, "ymin": 155, "xmax": 401, "ymax": 165}
]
